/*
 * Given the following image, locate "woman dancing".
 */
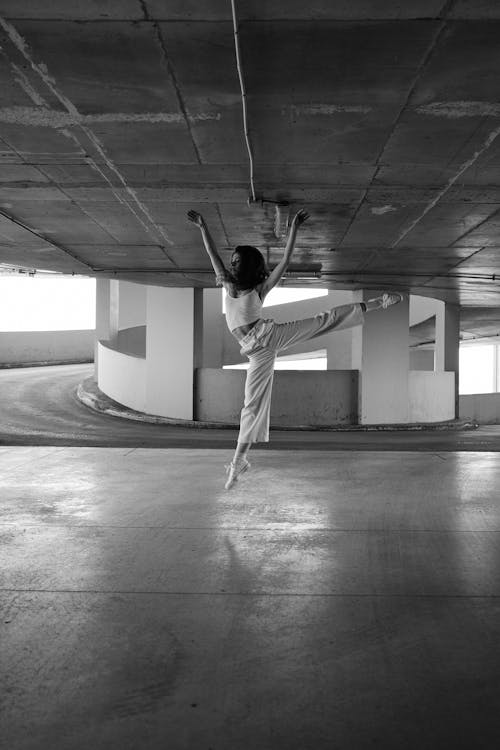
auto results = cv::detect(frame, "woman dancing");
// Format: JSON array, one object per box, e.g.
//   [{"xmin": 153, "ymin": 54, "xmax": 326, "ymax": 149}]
[{"xmin": 188, "ymin": 208, "xmax": 402, "ymax": 489}]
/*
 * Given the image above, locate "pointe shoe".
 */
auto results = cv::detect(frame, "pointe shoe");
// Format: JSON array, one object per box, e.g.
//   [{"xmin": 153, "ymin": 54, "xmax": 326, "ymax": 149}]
[
  {"xmin": 382, "ymin": 292, "xmax": 403, "ymax": 309},
  {"xmin": 224, "ymin": 459, "xmax": 251, "ymax": 490}
]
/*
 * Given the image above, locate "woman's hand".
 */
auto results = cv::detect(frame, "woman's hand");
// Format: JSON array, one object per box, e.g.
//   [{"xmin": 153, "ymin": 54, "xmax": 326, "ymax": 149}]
[
  {"xmin": 187, "ymin": 210, "xmax": 206, "ymax": 229},
  {"xmin": 291, "ymin": 209, "xmax": 309, "ymax": 227}
]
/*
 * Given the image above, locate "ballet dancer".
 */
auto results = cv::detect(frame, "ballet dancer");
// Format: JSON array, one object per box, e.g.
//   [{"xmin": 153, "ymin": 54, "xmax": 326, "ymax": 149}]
[{"xmin": 188, "ymin": 208, "xmax": 402, "ymax": 489}]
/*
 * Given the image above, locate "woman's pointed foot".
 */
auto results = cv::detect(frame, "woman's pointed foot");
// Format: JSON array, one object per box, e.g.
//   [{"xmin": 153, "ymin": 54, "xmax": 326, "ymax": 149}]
[
  {"xmin": 224, "ymin": 459, "xmax": 251, "ymax": 490},
  {"xmin": 382, "ymin": 292, "xmax": 403, "ymax": 309}
]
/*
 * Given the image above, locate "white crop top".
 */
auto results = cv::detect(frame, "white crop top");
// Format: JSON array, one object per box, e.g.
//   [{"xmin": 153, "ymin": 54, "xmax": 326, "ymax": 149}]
[{"xmin": 224, "ymin": 289, "xmax": 263, "ymax": 332}]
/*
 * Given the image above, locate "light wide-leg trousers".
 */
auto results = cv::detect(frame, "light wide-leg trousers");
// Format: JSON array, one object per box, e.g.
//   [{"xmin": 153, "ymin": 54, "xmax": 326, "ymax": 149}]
[{"xmin": 237, "ymin": 302, "xmax": 365, "ymax": 444}]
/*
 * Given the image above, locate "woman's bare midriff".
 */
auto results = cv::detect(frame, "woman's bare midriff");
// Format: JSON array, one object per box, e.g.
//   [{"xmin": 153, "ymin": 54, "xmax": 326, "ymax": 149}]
[{"xmin": 231, "ymin": 319, "xmax": 260, "ymax": 341}]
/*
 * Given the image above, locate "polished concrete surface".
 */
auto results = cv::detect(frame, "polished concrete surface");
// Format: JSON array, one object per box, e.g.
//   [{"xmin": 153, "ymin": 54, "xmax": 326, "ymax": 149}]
[
  {"xmin": 2, "ymin": 363, "xmax": 500, "ymax": 450},
  {"xmin": 2, "ymin": 446, "xmax": 500, "ymax": 749}
]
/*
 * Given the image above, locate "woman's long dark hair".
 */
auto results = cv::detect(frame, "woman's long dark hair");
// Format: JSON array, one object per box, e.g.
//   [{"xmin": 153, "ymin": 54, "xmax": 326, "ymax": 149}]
[{"xmin": 230, "ymin": 245, "xmax": 269, "ymax": 291}]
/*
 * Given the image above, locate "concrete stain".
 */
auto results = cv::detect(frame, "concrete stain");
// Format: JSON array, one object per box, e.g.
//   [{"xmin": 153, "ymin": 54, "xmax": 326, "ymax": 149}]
[
  {"xmin": 0, "ymin": 16, "xmax": 178, "ymax": 251},
  {"xmin": 392, "ymin": 123, "xmax": 500, "ymax": 247},
  {"xmin": 107, "ymin": 632, "xmax": 185, "ymax": 719},
  {"xmin": 0, "ymin": 529, "xmax": 17, "ymax": 544},
  {"xmin": 371, "ymin": 205, "xmax": 397, "ymax": 215},
  {"xmin": 0, "ymin": 16, "xmax": 79, "ymax": 117},
  {"xmin": 111, "ymin": 678, "xmax": 180, "ymax": 718},
  {"xmin": 0, "ymin": 106, "xmax": 220, "ymax": 128},
  {"xmin": 287, "ymin": 104, "xmax": 372, "ymax": 117},
  {"xmin": 11, "ymin": 64, "xmax": 48, "ymax": 107},
  {"xmin": 416, "ymin": 101, "xmax": 500, "ymax": 119}
]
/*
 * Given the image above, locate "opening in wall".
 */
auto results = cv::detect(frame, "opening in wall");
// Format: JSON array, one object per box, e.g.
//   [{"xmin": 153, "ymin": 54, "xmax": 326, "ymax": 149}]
[{"xmin": 459, "ymin": 343, "xmax": 499, "ymax": 395}]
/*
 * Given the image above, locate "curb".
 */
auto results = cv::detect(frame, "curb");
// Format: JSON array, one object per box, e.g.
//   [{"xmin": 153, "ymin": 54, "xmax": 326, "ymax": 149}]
[
  {"xmin": 1, "ymin": 358, "xmax": 93, "ymax": 370},
  {"xmin": 77, "ymin": 377, "xmax": 479, "ymax": 433}
]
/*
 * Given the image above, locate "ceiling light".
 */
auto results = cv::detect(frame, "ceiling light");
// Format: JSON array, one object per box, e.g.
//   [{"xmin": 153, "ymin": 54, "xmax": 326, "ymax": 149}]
[
  {"xmin": 285, "ymin": 270, "xmax": 322, "ymax": 279},
  {"xmin": 274, "ymin": 202, "xmax": 290, "ymax": 239}
]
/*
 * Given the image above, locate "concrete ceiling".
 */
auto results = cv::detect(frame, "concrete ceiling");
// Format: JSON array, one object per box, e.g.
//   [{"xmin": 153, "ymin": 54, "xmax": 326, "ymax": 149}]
[{"xmin": 1, "ymin": 0, "xmax": 500, "ymax": 339}]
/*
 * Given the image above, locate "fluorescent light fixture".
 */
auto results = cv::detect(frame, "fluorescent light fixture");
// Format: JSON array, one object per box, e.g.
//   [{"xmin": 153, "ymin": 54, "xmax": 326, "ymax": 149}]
[
  {"xmin": 274, "ymin": 202, "xmax": 290, "ymax": 238},
  {"xmin": 285, "ymin": 270, "xmax": 322, "ymax": 279}
]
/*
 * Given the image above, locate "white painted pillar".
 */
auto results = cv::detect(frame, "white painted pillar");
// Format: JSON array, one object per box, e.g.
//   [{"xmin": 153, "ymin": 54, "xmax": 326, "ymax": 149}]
[
  {"xmin": 434, "ymin": 301, "xmax": 445, "ymax": 373},
  {"xmin": 94, "ymin": 278, "xmax": 119, "ymax": 378},
  {"xmin": 145, "ymin": 286, "xmax": 194, "ymax": 420},
  {"xmin": 435, "ymin": 302, "xmax": 460, "ymax": 416},
  {"xmin": 193, "ymin": 288, "xmax": 204, "ymax": 371},
  {"xmin": 109, "ymin": 280, "xmax": 119, "ymax": 344},
  {"xmin": 196, "ymin": 288, "xmax": 224, "ymax": 368},
  {"xmin": 118, "ymin": 281, "xmax": 146, "ymax": 329},
  {"xmin": 353, "ymin": 290, "xmax": 410, "ymax": 424},
  {"xmin": 325, "ymin": 290, "xmax": 359, "ymax": 369},
  {"xmin": 409, "ymin": 349, "xmax": 434, "ymax": 371}
]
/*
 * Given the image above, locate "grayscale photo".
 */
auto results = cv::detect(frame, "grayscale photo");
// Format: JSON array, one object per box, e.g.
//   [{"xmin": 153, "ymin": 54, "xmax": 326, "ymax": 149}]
[{"xmin": 1, "ymin": 2, "xmax": 499, "ymax": 749}]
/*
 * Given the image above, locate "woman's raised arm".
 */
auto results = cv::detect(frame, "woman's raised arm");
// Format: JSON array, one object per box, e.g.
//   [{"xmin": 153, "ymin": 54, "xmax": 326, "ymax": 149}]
[
  {"xmin": 260, "ymin": 209, "xmax": 309, "ymax": 297},
  {"xmin": 187, "ymin": 210, "xmax": 229, "ymax": 285}
]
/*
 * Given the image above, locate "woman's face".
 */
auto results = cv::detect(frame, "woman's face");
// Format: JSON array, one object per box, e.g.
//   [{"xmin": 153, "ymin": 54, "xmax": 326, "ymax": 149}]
[{"xmin": 231, "ymin": 250, "xmax": 243, "ymax": 273}]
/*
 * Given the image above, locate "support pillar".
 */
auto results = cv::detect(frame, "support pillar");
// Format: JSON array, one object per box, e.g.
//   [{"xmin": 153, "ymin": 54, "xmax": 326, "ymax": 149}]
[
  {"xmin": 325, "ymin": 290, "xmax": 358, "ymax": 369},
  {"xmin": 145, "ymin": 286, "xmax": 194, "ymax": 420},
  {"xmin": 435, "ymin": 302, "xmax": 460, "ymax": 417},
  {"xmin": 118, "ymin": 280, "xmax": 146, "ymax": 329},
  {"xmin": 193, "ymin": 288, "xmax": 224, "ymax": 369},
  {"xmin": 353, "ymin": 290, "xmax": 410, "ymax": 424},
  {"xmin": 94, "ymin": 278, "xmax": 119, "ymax": 378}
]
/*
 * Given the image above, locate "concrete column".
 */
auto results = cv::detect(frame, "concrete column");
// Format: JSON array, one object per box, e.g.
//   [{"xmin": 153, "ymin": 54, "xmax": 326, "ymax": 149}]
[
  {"xmin": 193, "ymin": 288, "xmax": 224, "ymax": 419},
  {"xmin": 94, "ymin": 278, "xmax": 119, "ymax": 377},
  {"xmin": 435, "ymin": 302, "xmax": 460, "ymax": 416},
  {"xmin": 193, "ymin": 288, "xmax": 204, "ymax": 371},
  {"xmin": 109, "ymin": 280, "xmax": 119, "ymax": 344},
  {"xmin": 118, "ymin": 281, "xmax": 146, "ymax": 329},
  {"xmin": 409, "ymin": 349, "xmax": 434, "ymax": 371},
  {"xmin": 353, "ymin": 290, "xmax": 410, "ymax": 424},
  {"xmin": 195, "ymin": 288, "xmax": 224, "ymax": 369},
  {"xmin": 324, "ymin": 290, "xmax": 358, "ymax": 369},
  {"xmin": 145, "ymin": 286, "xmax": 194, "ymax": 420}
]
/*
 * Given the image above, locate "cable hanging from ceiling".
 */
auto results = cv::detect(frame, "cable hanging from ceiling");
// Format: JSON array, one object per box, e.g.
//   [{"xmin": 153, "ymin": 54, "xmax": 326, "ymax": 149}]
[{"xmin": 230, "ymin": 0, "xmax": 257, "ymax": 203}]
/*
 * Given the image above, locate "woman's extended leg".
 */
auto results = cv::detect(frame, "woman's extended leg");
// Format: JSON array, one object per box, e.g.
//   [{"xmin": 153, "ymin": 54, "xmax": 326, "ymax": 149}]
[
  {"xmin": 265, "ymin": 295, "xmax": 402, "ymax": 353},
  {"xmin": 267, "ymin": 302, "xmax": 366, "ymax": 352}
]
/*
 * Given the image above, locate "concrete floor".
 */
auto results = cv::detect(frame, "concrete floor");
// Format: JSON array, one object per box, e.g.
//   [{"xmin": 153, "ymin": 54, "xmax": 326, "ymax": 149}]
[{"xmin": 2, "ymin": 446, "xmax": 500, "ymax": 749}]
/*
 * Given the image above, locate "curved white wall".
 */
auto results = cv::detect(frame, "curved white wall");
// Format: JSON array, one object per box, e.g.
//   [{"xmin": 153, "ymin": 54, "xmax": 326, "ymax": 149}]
[
  {"xmin": 97, "ymin": 340, "xmax": 146, "ymax": 413},
  {"xmin": 96, "ymin": 286, "xmax": 195, "ymax": 420}
]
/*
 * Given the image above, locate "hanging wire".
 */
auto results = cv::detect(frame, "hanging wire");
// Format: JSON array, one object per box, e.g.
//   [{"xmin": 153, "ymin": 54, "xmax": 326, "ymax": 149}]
[{"xmin": 230, "ymin": 0, "xmax": 257, "ymax": 202}]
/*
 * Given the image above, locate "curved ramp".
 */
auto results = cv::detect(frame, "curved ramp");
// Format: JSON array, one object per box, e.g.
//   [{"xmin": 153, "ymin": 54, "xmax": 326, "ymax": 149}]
[{"xmin": 0, "ymin": 364, "xmax": 491, "ymax": 451}]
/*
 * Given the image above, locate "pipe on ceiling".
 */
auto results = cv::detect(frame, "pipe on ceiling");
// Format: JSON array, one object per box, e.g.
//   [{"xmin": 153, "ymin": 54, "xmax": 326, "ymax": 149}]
[{"xmin": 230, "ymin": 0, "xmax": 257, "ymax": 203}]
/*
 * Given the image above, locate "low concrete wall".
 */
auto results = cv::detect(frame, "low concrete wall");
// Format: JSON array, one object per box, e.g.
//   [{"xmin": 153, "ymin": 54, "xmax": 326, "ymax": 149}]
[
  {"xmin": 0, "ymin": 329, "xmax": 94, "ymax": 367},
  {"xmin": 408, "ymin": 371, "xmax": 455, "ymax": 422},
  {"xmin": 459, "ymin": 392, "xmax": 500, "ymax": 423},
  {"xmin": 195, "ymin": 368, "xmax": 358, "ymax": 426},
  {"xmin": 97, "ymin": 340, "xmax": 146, "ymax": 413}
]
